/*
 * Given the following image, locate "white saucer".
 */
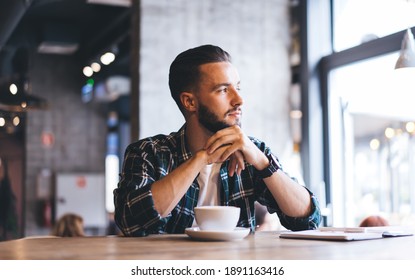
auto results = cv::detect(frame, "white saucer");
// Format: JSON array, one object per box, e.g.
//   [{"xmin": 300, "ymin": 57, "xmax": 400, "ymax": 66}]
[{"xmin": 185, "ymin": 227, "xmax": 250, "ymax": 241}]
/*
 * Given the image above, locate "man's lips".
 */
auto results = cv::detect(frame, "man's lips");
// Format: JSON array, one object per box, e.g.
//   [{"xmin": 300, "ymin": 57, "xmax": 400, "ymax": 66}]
[{"xmin": 227, "ymin": 110, "xmax": 242, "ymax": 118}]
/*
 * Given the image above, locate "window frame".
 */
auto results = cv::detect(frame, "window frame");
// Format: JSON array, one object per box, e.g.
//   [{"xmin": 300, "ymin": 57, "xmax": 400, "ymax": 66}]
[{"xmin": 319, "ymin": 27, "xmax": 410, "ymax": 224}]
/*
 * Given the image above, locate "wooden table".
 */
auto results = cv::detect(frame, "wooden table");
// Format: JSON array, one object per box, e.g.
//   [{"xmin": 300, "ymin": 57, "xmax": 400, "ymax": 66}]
[{"xmin": 0, "ymin": 231, "xmax": 414, "ymax": 260}]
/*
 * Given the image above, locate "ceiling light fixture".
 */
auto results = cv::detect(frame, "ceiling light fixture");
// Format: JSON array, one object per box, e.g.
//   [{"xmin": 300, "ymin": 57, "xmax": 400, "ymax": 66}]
[
  {"xmin": 83, "ymin": 66, "xmax": 94, "ymax": 77},
  {"xmin": 0, "ymin": 77, "xmax": 48, "ymax": 112},
  {"xmin": 91, "ymin": 62, "xmax": 101, "ymax": 73},
  {"xmin": 100, "ymin": 52, "xmax": 116, "ymax": 65},
  {"xmin": 9, "ymin": 83, "xmax": 18, "ymax": 95},
  {"xmin": 87, "ymin": 0, "xmax": 131, "ymax": 7},
  {"xmin": 395, "ymin": 28, "xmax": 415, "ymax": 69},
  {"xmin": 0, "ymin": 47, "xmax": 47, "ymax": 112}
]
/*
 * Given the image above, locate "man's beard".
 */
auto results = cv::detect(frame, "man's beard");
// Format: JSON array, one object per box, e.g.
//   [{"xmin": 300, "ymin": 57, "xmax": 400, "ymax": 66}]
[{"xmin": 198, "ymin": 103, "xmax": 241, "ymax": 133}]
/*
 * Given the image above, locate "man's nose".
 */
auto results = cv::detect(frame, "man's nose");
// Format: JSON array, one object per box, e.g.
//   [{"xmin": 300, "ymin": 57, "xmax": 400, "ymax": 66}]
[{"xmin": 230, "ymin": 86, "xmax": 243, "ymax": 107}]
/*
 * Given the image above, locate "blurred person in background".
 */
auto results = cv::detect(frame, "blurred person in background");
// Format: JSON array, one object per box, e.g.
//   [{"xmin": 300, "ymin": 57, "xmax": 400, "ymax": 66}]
[
  {"xmin": 51, "ymin": 213, "xmax": 85, "ymax": 237},
  {"xmin": 359, "ymin": 215, "xmax": 389, "ymax": 227}
]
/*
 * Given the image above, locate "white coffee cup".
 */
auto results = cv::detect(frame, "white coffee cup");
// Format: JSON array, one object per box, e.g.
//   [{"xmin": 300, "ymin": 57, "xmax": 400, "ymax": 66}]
[{"xmin": 194, "ymin": 206, "xmax": 240, "ymax": 231}]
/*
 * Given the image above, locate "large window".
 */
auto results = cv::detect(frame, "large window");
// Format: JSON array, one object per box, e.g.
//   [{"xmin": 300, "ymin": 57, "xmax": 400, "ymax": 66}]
[
  {"xmin": 333, "ymin": 0, "xmax": 415, "ymax": 52},
  {"xmin": 328, "ymin": 52, "xmax": 415, "ymax": 226},
  {"xmin": 324, "ymin": 0, "xmax": 415, "ymax": 226}
]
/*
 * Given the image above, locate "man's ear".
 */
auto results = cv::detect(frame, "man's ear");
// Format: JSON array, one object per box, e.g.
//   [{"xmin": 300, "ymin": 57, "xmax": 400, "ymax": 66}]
[{"xmin": 180, "ymin": 92, "xmax": 197, "ymax": 112}]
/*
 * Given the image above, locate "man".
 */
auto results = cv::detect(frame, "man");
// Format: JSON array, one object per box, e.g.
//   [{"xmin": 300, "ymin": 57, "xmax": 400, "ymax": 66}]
[{"xmin": 114, "ymin": 45, "xmax": 321, "ymax": 236}]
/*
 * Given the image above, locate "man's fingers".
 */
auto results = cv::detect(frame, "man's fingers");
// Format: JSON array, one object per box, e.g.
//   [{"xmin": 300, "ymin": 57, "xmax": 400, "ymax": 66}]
[
  {"xmin": 204, "ymin": 126, "xmax": 242, "ymax": 154},
  {"xmin": 206, "ymin": 137, "xmax": 235, "ymax": 155},
  {"xmin": 227, "ymin": 152, "xmax": 245, "ymax": 177},
  {"xmin": 234, "ymin": 151, "xmax": 245, "ymax": 174},
  {"xmin": 228, "ymin": 157, "xmax": 237, "ymax": 177}
]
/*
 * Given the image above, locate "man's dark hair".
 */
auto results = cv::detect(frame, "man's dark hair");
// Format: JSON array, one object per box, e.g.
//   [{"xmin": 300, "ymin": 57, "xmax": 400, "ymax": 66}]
[{"xmin": 168, "ymin": 45, "xmax": 232, "ymax": 113}]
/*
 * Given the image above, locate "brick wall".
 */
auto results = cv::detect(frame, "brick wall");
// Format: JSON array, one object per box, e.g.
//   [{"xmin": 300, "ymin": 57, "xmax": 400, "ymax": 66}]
[{"xmin": 25, "ymin": 54, "xmax": 107, "ymax": 235}]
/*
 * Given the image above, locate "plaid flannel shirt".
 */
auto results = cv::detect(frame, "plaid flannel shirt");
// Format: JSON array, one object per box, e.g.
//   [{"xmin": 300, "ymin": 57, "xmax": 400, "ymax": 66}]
[{"xmin": 114, "ymin": 125, "xmax": 321, "ymax": 237}]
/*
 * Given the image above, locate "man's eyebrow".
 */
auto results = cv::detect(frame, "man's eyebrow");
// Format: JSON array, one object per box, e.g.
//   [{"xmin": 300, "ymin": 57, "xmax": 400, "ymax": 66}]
[
  {"xmin": 212, "ymin": 81, "xmax": 240, "ymax": 90},
  {"xmin": 212, "ymin": 83, "xmax": 231, "ymax": 90}
]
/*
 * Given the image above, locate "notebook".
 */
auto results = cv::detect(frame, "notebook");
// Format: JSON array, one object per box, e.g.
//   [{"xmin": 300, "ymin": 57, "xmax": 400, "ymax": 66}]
[{"xmin": 279, "ymin": 226, "xmax": 413, "ymax": 241}]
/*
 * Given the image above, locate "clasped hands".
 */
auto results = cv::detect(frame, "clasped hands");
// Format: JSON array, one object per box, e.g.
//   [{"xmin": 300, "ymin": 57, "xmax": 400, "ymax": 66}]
[{"xmin": 202, "ymin": 125, "xmax": 268, "ymax": 177}]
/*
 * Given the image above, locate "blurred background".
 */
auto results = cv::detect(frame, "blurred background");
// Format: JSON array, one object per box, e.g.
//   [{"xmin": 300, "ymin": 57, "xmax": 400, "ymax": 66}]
[{"xmin": 1, "ymin": 0, "xmax": 415, "ymax": 240}]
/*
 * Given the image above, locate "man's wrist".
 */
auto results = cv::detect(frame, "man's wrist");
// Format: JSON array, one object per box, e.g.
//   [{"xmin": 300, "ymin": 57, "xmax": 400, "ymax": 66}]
[
  {"xmin": 254, "ymin": 153, "xmax": 270, "ymax": 171},
  {"xmin": 194, "ymin": 150, "xmax": 211, "ymax": 166},
  {"xmin": 257, "ymin": 153, "xmax": 281, "ymax": 179}
]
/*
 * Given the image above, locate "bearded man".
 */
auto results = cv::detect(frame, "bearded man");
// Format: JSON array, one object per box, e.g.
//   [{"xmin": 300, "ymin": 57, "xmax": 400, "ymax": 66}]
[{"xmin": 114, "ymin": 45, "xmax": 321, "ymax": 236}]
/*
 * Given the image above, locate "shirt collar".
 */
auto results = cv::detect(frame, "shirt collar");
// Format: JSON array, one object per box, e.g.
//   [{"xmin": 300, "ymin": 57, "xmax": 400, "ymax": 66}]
[{"xmin": 175, "ymin": 124, "xmax": 193, "ymax": 165}]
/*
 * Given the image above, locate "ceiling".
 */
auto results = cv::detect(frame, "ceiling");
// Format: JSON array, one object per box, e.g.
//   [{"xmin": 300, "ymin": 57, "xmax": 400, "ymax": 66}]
[
  {"xmin": 0, "ymin": 0, "xmax": 132, "ymax": 80},
  {"xmin": 0, "ymin": 0, "xmax": 132, "ymax": 136}
]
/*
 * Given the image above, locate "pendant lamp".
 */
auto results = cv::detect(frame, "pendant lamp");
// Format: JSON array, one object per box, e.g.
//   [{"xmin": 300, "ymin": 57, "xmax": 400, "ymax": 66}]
[{"xmin": 395, "ymin": 28, "xmax": 415, "ymax": 69}]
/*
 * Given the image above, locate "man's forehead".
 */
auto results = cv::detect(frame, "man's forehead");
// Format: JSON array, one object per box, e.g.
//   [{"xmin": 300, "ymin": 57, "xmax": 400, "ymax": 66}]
[{"xmin": 198, "ymin": 62, "xmax": 239, "ymax": 82}]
